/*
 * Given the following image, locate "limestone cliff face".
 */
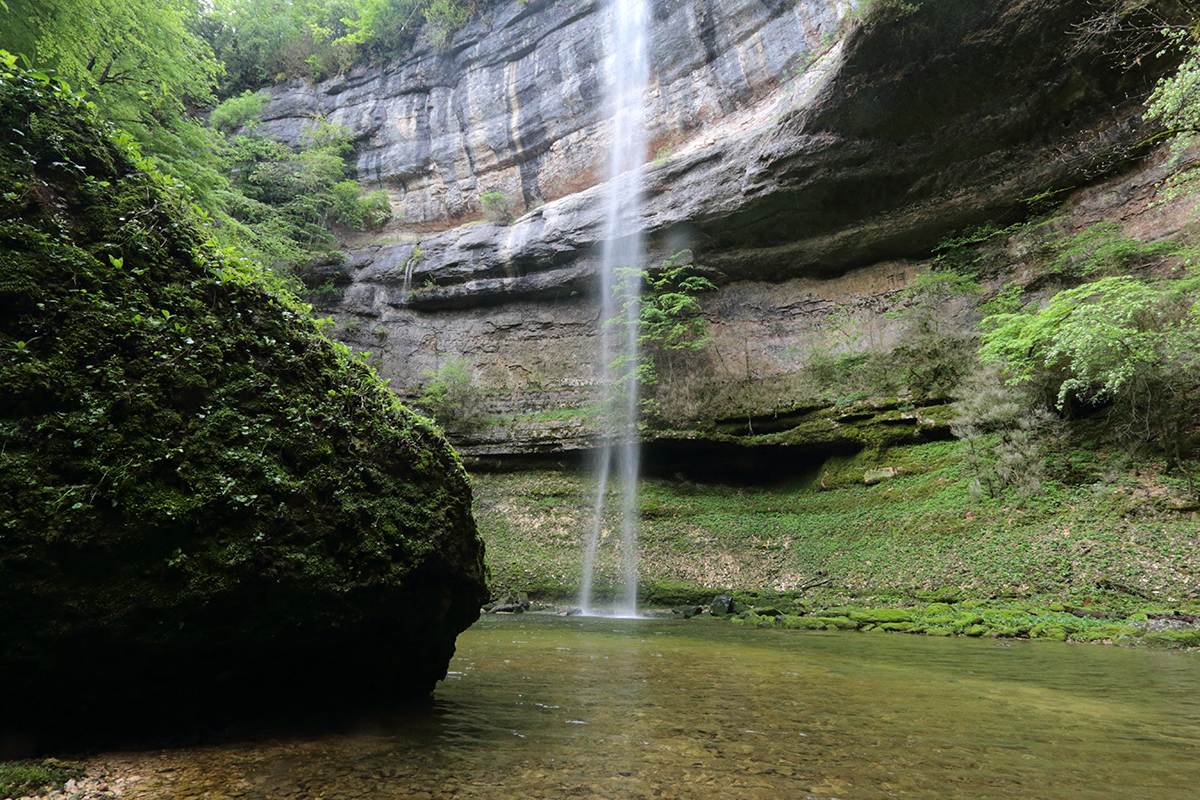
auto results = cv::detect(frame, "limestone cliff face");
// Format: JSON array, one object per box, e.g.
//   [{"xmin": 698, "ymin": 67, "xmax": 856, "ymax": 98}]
[
  {"xmin": 261, "ymin": 0, "xmax": 844, "ymax": 225},
  {"xmin": 277, "ymin": 0, "xmax": 1185, "ymax": 461}
]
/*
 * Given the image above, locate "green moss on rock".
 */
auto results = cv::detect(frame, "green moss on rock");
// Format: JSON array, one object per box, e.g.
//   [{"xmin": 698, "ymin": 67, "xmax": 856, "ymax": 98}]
[
  {"xmin": 850, "ymin": 608, "xmax": 913, "ymax": 624},
  {"xmin": 1139, "ymin": 630, "xmax": 1200, "ymax": 649},
  {"xmin": 1079, "ymin": 624, "xmax": 1138, "ymax": 642},
  {"xmin": 0, "ymin": 67, "xmax": 486, "ymax": 746}
]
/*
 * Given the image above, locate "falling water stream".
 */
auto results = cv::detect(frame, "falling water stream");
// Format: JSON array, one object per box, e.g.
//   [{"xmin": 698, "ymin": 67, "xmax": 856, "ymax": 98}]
[{"xmin": 579, "ymin": 0, "xmax": 651, "ymax": 617}]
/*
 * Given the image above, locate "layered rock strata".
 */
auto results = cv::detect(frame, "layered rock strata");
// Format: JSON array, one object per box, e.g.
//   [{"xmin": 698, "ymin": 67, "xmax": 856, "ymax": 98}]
[{"xmin": 283, "ymin": 0, "xmax": 1182, "ymax": 460}]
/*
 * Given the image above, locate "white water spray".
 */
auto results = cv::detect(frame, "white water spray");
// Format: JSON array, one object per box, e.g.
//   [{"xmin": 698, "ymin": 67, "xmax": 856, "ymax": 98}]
[
  {"xmin": 579, "ymin": 0, "xmax": 650, "ymax": 618},
  {"xmin": 399, "ymin": 248, "xmax": 416, "ymax": 305}
]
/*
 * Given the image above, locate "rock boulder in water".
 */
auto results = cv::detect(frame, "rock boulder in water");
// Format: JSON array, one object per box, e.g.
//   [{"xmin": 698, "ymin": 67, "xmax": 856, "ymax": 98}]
[{"xmin": 0, "ymin": 69, "xmax": 486, "ymax": 747}]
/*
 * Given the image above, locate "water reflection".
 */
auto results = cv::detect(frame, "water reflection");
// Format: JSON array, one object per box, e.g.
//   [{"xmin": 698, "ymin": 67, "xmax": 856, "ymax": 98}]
[{"xmin": 116, "ymin": 616, "xmax": 1200, "ymax": 800}]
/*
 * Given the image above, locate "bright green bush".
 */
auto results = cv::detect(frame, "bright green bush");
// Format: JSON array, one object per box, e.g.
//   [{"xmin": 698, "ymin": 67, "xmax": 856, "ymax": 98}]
[
  {"xmin": 0, "ymin": 761, "xmax": 83, "ymax": 798},
  {"xmin": 209, "ymin": 90, "xmax": 267, "ymax": 134},
  {"xmin": 480, "ymin": 189, "xmax": 513, "ymax": 224},
  {"xmin": 418, "ymin": 358, "xmax": 486, "ymax": 431},
  {"xmin": 980, "ymin": 273, "xmax": 1200, "ymax": 472}
]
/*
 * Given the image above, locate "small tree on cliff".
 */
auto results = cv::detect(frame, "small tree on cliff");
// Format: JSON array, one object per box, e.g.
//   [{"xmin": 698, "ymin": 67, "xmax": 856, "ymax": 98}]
[
  {"xmin": 609, "ymin": 250, "xmax": 717, "ymax": 418},
  {"xmin": 979, "ymin": 273, "xmax": 1200, "ymax": 486}
]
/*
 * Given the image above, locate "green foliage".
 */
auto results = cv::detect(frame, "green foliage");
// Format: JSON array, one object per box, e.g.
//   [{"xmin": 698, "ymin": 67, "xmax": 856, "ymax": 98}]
[
  {"xmin": 198, "ymin": 0, "xmax": 359, "ymax": 92},
  {"xmin": 480, "ymin": 189, "xmax": 513, "ymax": 224},
  {"xmin": 609, "ymin": 251, "xmax": 717, "ymax": 415},
  {"xmin": 1145, "ymin": 24, "xmax": 1200, "ymax": 157},
  {"xmin": 807, "ymin": 348, "xmax": 872, "ymax": 391},
  {"xmin": 1046, "ymin": 222, "xmax": 1180, "ymax": 280},
  {"xmin": 209, "ymin": 89, "xmax": 267, "ymax": 134},
  {"xmin": 886, "ymin": 268, "xmax": 983, "ymax": 399},
  {"xmin": 5, "ymin": 0, "xmax": 220, "ymax": 107},
  {"xmin": 952, "ymin": 368, "xmax": 1065, "ymax": 500},
  {"xmin": 418, "ymin": 358, "xmax": 486, "ymax": 432},
  {"xmin": 214, "ymin": 117, "xmax": 391, "ymax": 274},
  {"xmin": 2, "ymin": 0, "xmax": 226, "ymax": 204},
  {"xmin": 423, "ymin": 0, "xmax": 477, "ymax": 45},
  {"xmin": 932, "ymin": 221, "xmax": 1023, "ymax": 274},
  {"xmin": 637, "ymin": 251, "xmax": 718, "ymax": 354},
  {"xmin": 980, "ymin": 274, "xmax": 1200, "ymax": 473},
  {"xmin": 0, "ymin": 0, "xmax": 391, "ymax": 280},
  {"xmin": 205, "ymin": 0, "xmax": 492, "ymax": 92},
  {"xmin": 329, "ymin": 180, "xmax": 392, "ymax": 229},
  {"xmin": 889, "ymin": 268, "xmax": 982, "ymax": 336},
  {"xmin": 0, "ymin": 761, "xmax": 84, "ymax": 798},
  {"xmin": 978, "ymin": 281, "xmax": 1026, "ymax": 318}
]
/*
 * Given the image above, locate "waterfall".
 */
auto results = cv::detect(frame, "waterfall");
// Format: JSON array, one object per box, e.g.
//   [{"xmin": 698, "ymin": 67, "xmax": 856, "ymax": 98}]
[
  {"xmin": 400, "ymin": 248, "xmax": 416, "ymax": 305},
  {"xmin": 579, "ymin": 0, "xmax": 649, "ymax": 618}
]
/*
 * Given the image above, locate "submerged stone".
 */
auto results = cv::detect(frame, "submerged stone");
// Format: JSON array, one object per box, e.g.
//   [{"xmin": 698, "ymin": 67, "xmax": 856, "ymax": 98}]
[{"xmin": 0, "ymin": 70, "xmax": 486, "ymax": 747}]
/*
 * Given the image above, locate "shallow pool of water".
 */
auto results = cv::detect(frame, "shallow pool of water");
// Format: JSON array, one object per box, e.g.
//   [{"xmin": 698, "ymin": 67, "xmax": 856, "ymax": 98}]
[{"xmin": 107, "ymin": 616, "xmax": 1200, "ymax": 799}]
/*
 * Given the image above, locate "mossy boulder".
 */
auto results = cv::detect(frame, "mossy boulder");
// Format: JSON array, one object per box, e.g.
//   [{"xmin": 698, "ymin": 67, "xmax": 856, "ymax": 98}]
[
  {"xmin": 879, "ymin": 621, "xmax": 918, "ymax": 632},
  {"xmin": 850, "ymin": 608, "xmax": 913, "ymax": 624},
  {"xmin": 0, "ymin": 68, "xmax": 486, "ymax": 746},
  {"xmin": 1139, "ymin": 630, "xmax": 1200, "ymax": 649},
  {"xmin": 1030, "ymin": 624, "xmax": 1070, "ymax": 642},
  {"xmin": 1078, "ymin": 624, "xmax": 1139, "ymax": 642}
]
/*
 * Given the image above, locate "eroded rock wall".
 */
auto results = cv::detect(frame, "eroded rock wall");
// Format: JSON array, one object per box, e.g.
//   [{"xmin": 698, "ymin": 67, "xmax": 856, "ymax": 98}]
[
  {"xmin": 261, "ymin": 0, "xmax": 847, "ymax": 224},
  {"xmin": 297, "ymin": 0, "xmax": 1187, "ymax": 458}
]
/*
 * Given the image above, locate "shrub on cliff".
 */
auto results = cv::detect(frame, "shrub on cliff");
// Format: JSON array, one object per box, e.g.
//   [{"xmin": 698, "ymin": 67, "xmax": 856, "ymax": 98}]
[
  {"xmin": 0, "ymin": 62, "xmax": 486, "ymax": 746},
  {"xmin": 980, "ymin": 273, "xmax": 1200, "ymax": 486}
]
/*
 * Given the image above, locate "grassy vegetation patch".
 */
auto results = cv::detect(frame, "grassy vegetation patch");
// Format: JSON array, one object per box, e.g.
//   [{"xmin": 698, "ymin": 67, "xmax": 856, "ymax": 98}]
[
  {"xmin": 0, "ymin": 760, "xmax": 83, "ymax": 798},
  {"xmin": 472, "ymin": 437, "xmax": 1200, "ymax": 621}
]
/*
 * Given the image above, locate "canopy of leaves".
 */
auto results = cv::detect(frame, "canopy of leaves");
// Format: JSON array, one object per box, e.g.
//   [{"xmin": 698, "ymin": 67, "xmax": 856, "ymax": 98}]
[
  {"xmin": 202, "ymin": 0, "xmax": 494, "ymax": 94},
  {"xmin": 3, "ymin": 0, "xmax": 227, "ymax": 206},
  {"xmin": 980, "ymin": 274, "xmax": 1200, "ymax": 463},
  {"xmin": 611, "ymin": 250, "xmax": 717, "ymax": 392}
]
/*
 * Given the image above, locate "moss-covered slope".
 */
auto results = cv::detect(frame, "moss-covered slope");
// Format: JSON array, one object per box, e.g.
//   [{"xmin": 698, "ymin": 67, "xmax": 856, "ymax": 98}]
[{"xmin": 0, "ymin": 67, "xmax": 486, "ymax": 745}]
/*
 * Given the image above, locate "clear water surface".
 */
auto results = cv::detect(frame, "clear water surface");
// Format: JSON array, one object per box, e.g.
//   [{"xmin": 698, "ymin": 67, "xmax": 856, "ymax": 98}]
[{"xmin": 122, "ymin": 615, "xmax": 1200, "ymax": 799}]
